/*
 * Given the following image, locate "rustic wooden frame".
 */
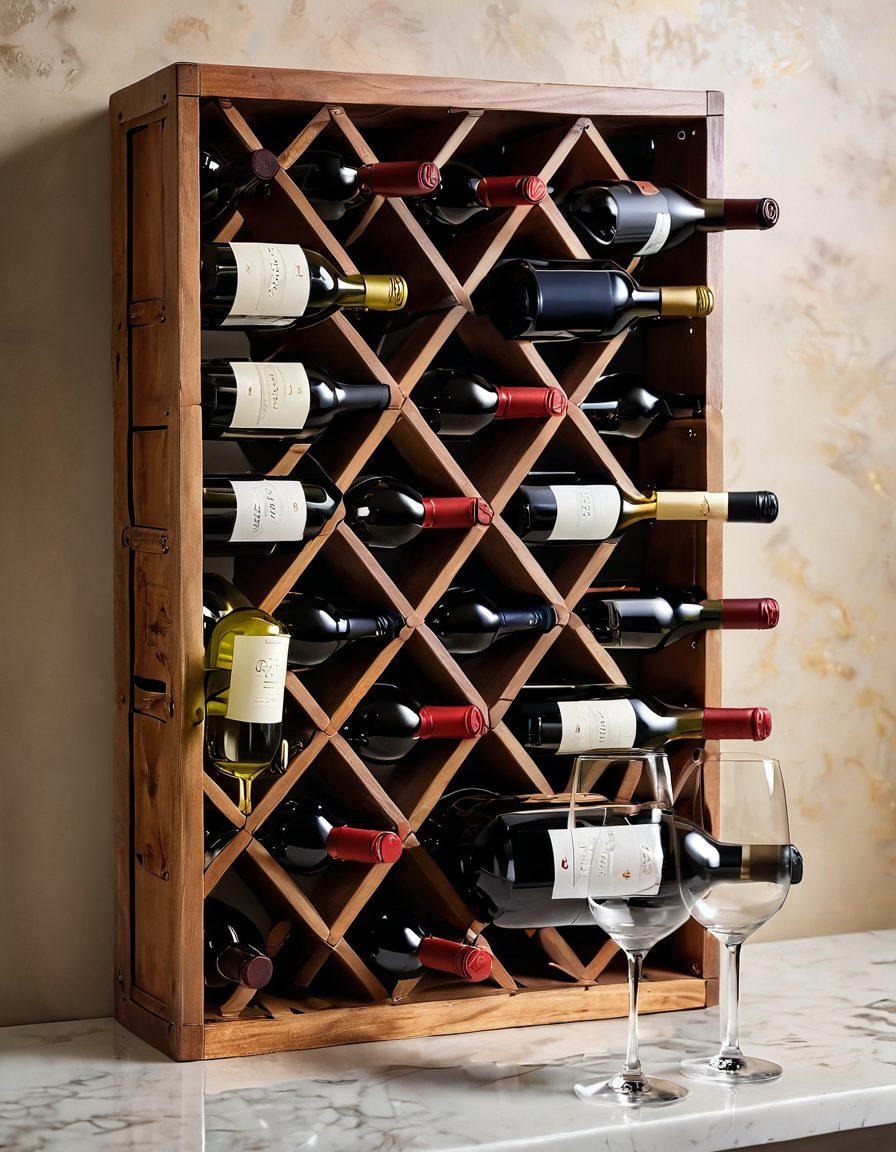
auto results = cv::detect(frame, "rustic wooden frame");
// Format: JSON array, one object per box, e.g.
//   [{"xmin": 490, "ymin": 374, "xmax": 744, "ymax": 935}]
[{"xmin": 112, "ymin": 63, "xmax": 722, "ymax": 1061}]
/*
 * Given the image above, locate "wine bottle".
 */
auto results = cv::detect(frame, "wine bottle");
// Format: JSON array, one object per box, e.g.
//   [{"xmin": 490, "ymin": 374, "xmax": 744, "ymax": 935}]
[
  {"xmin": 473, "ymin": 257, "xmax": 713, "ymax": 342},
  {"xmin": 510, "ymin": 477, "xmax": 778, "ymax": 545},
  {"xmin": 428, "ymin": 585, "xmax": 558, "ymax": 656},
  {"xmin": 423, "ymin": 791, "xmax": 801, "ymax": 930},
  {"xmin": 204, "ymin": 806, "xmax": 238, "ymax": 862},
  {"xmin": 258, "ymin": 797, "xmax": 403, "ymax": 874},
  {"xmin": 200, "ymin": 146, "xmax": 279, "ymax": 235},
  {"xmin": 345, "ymin": 475, "xmax": 492, "ymax": 549},
  {"xmin": 413, "ymin": 368, "xmax": 566, "ymax": 439},
  {"xmin": 202, "ymin": 572, "xmax": 252, "ymax": 645},
  {"xmin": 558, "ymin": 180, "xmax": 778, "ymax": 258},
  {"xmin": 580, "ymin": 373, "xmax": 702, "ymax": 439},
  {"xmin": 201, "ymin": 359, "xmax": 390, "ymax": 442},
  {"xmin": 203, "ymin": 474, "xmax": 341, "ymax": 557},
  {"xmin": 205, "ymin": 604, "xmax": 290, "ymax": 813},
  {"xmin": 359, "ymin": 908, "xmax": 492, "ymax": 981},
  {"xmin": 289, "ymin": 149, "xmax": 440, "ymax": 220},
  {"xmin": 577, "ymin": 586, "xmax": 780, "ymax": 651},
  {"xmin": 276, "ymin": 592, "xmax": 405, "ymax": 669},
  {"xmin": 413, "ymin": 159, "xmax": 546, "ymax": 229},
  {"xmin": 341, "ymin": 682, "xmax": 485, "ymax": 763},
  {"xmin": 204, "ymin": 898, "xmax": 273, "ymax": 994},
  {"xmin": 200, "ymin": 241, "xmax": 407, "ymax": 329},
  {"xmin": 507, "ymin": 685, "xmax": 772, "ymax": 754}
]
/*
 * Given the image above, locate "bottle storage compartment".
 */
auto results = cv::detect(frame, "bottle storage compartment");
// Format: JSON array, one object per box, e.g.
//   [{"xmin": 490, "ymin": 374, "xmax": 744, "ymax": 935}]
[{"xmin": 113, "ymin": 64, "xmax": 722, "ymax": 1060}]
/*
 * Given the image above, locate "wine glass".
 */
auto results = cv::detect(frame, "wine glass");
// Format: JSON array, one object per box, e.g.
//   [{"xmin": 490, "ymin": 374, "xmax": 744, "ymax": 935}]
[
  {"xmin": 676, "ymin": 751, "xmax": 801, "ymax": 1084},
  {"xmin": 570, "ymin": 751, "xmax": 690, "ymax": 1107}
]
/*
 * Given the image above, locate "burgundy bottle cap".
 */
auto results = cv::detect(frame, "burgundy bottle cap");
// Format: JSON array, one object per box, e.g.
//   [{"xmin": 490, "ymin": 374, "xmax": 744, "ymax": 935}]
[
  {"xmin": 723, "ymin": 197, "xmax": 779, "ymax": 230},
  {"xmin": 420, "ymin": 496, "xmax": 494, "ymax": 529},
  {"xmin": 357, "ymin": 160, "xmax": 441, "ymax": 197},
  {"xmin": 239, "ymin": 952, "xmax": 274, "ymax": 990},
  {"xmin": 476, "ymin": 175, "xmax": 547, "ymax": 208},
  {"xmin": 721, "ymin": 598, "xmax": 780, "ymax": 630},
  {"xmin": 418, "ymin": 704, "xmax": 485, "ymax": 739},
  {"xmin": 326, "ymin": 826, "xmax": 404, "ymax": 864},
  {"xmin": 703, "ymin": 707, "xmax": 773, "ymax": 741},
  {"xmin": 250, "ymin": 149, "xmax": 280, "ymax": 182},
  {"xmin": 494, "ymin": 386, "xmax": 568, "ymax": 419},
  {"xmin": 418, "ymin": 936, "xmax": 493, "ymax": 981}
]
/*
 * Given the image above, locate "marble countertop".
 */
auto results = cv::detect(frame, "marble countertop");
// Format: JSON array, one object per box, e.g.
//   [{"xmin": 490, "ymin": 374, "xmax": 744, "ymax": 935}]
[{"xmin": 1, "ymin": 930, "xmax": 894, "ymax": 1151}]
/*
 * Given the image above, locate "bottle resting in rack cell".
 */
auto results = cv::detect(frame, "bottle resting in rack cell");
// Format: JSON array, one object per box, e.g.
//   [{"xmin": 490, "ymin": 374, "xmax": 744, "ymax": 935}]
[
  {"xmin": 341, "ymin": 682, "xmax": 485, "ymax": 764},
  {"xmin": 257, "ymin": 797, "xmax": 403, "ymax": 875},
  {"xmin": 558, "ymin": 179, "xmax": 778, "ymax": 258},
  {"xmin": 359, "ymin": 908, "xmax": 492, "ymax": 982},
  {"xmin": 288, "ymin": 150, "xmax": 440, "ymax": 221},
  {"xmin": 509, "ymin": 475, "xmax": 778, "ymax": 545},
  {"xmin": 345, "ymin": 475, "xmax": 493, "ymax": 549},
  {"xmin": 204, "ymin": 601, "xmax": 290, "ymax": 814},
  {"xmin": 203, "ymin": 572, "xmax": 252, "ymax": 645},
  {"xmin": 200, "ymin": 241, "xmax": 407, "ymax": 329},
  {"xmin": 204, "ymin": 898, "xmax": 273, "ymax": 997},
  {"xmin": 203, "ymin": 471, "xmax": 341, "ymax": 557},
  {"xmin": 200, "ymin": 359, "xmax": 391, "ymax": 442},
  {"xmin": 506, "ymin": 684, "xmax": 772, "ymax": 755},
  {"xmin": 580, "ymin": 373, "xmax": 703, "ymax": 440},
  {"xmin": 423, "ymin": 790, "xmax": 802, "ymax": 930},
  {"xmin": 412, "ymin": 158, "xmax": 546, "ymax": 230},
  {"xmin": 413, "ymin": 368, "xmax": 566, "ymax": 439},
  {"xmin": 276, "ymin": 592, "xmax": 405, "ymax": 670},
  {"xmin": 200, "ymin": 146, "xmax": 280, "ymax": 236},
  {"xmin": 577, "ymin": 586, "xmax": 780, "ymax": 651},
  {"xmin": 427, "ymin": 585, "xmax": 559, "ymax": 657},
  {"xmin": 472, "ymin": 258, "xmax": 713, "ymax": 341}
]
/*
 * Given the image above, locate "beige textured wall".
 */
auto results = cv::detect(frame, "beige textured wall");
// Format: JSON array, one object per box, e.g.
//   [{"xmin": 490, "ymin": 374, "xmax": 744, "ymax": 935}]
[{"xmin": 1, "ymin": 1, "xmax": 893, "ymax": 1027}]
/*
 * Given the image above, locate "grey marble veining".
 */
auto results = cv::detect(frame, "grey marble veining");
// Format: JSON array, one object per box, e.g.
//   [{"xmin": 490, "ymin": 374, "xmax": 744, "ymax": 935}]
[{"xmin": 1, "ymin": 930, "xmax": 894, "ymax": 1151}]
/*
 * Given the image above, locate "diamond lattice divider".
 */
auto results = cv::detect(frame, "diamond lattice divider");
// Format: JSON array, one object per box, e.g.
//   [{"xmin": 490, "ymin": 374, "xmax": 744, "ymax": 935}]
[{"xmin": 113, "ymin": 64, "xmax": 722, "ymax": 1059}]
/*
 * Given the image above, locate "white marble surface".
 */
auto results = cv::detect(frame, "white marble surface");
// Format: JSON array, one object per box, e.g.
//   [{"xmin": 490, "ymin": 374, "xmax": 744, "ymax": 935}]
[{"xmin": 1, "ymin": 931, "xmax": 894, "ymax": 1151}]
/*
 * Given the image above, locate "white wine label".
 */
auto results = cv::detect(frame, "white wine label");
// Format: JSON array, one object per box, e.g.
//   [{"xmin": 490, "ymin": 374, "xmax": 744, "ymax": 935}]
[
  {"xmin": 549, "ymin": 824, "xmax": 664, "ymax": 900},
  {"xmin": 556, "ymin": 698, "xmax": 638, "ymax": 754},
  {"xmin": 229, "ymin": 480, "xmax": 307, "ymax": 542},
  {"xmin": 225, "ymin": 633, "xmax": 289, "ymax": 724},
  {"xmin": 229, "ymin": 362, "xmax": 311, "ymax": 430},
  {"xmin": 223, "ymin": 243, "xmax": 311, "ymax": 326},
  {"xmin": 635, "ymin": 211, "xmax": 671, "ymax": 256},
  {"xmin": 547, "ymin": 484, "xmax": 621, "ymax": 542}
]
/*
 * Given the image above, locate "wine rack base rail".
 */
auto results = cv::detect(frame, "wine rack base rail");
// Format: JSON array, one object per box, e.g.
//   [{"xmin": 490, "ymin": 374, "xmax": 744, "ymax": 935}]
[{"xmin": 112, "ymin": 63, "xmax": 722, "ymax": 1061}]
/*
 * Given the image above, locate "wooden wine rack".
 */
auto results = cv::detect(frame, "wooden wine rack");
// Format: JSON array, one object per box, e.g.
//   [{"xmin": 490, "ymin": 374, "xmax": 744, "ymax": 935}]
[{"xmin": 111, "ymin": 64, "xmax": 723, "ymax": 1061}]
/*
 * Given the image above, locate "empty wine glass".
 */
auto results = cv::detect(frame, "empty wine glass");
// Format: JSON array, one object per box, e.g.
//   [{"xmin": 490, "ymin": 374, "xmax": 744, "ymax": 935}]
[
  {"xmin": 676, "ymin": 751, "xmax": 803, "ymax": 1084},
  {"xmin": 570, "ymin": 751, "xmax": 690, "ymax": 1107}
]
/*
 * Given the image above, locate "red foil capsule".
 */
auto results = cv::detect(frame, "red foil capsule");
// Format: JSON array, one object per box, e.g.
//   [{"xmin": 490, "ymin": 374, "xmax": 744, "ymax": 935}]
[
  {"xmin": 239, "ymin": 952, "xmax": 274, "ymax": 990},
  {"xmin": 326, "ymin": 826, "xmax": 404, "ymax": 864},
  {"xmin": 420, "ymin": 496, "xmax": 493, "ymax": 529},
  {"xmin": 417, "ymin": 936, "xmax": 493, "ymax": 981},
  {"xmin": 721, "ymin": 598, "xmax": 780, "ymax": 630},
  {"xmin": 417, "ymin": 704, "xmax": 485, "ymax": 740},
  {"xmin": 495, "ymin": 386, "xmax": 567, "ymax": 419},
  {"xmin": 476, "ymin": 175, "xmax": 546, "ymax": 208},
  {"xmin": 703, "ymin": 707, "xmax": 772, "ymax": 741},
  {"xmin": 357, "ymin": 160, "xmax": 441, "ymax": 197}
]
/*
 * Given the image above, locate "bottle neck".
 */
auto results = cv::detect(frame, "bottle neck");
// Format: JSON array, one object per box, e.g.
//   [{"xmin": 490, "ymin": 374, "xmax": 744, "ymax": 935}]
[
  {"xmin": 344, "ymin": 611, "xmax": 405, "ymax": 641},
  {"xmin": 700, "ymin": 197, "xmax": 779, "ymax": 232},
  {"xmin": 417, "ymin": 935, "xmax": 492, "ymax": 981},
  {"xmin": 215, "ymin": 943, "xmax": 272, "ymax": 989},
  {"xmin": 325, "ymin": 825, "xmax": 403, "ymax": 864},
  {"xmin": 629, "ymin": 286, "xmax": 662, "ymax": 317},
  {"xmin": 417, "ymin": 705, "xmax": 485, "ymax": 740},
  {"xmin": 497, "ymin": 605, "xmax": 557, "ymax": 639},
  {"xmin": 337, "ymin": 274, "xmax": 408, "ymax": 311},
  {"xmin": 333, "ymin": 382, "xmax": 392, "ymax": 413}
]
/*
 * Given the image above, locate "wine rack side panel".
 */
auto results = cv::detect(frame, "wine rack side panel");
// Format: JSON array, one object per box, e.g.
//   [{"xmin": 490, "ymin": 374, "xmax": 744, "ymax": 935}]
[{"xmin": 111, "ymin": 65, "xmax": 205, "ymax": 1060}]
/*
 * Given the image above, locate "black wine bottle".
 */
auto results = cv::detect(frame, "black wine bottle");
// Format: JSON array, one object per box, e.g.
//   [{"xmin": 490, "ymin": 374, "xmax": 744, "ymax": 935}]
[
  {"xmin": 359, "ymin": 908, "xmax": 492, "ymax": 981},
  {"xmin": 200, "ymin": 146, "xmax": 279, "ymax": 235},
  {"xmin": 414, "ymin": 368, "xmax": 566, "ymax": 439},
  {"xmin": 201, "ymin": 359, "xmax": 390, "ymax": 441},
  {"xmin": 200, "ymin": 241, "xmax": 407, "ymax": 329},
  {"xmin": 289, "ymin": 150, "xmax": 440, "ymax": 220},
  {"xmin": 341, "ymin": 682, "xmax": 485, "ymax": 764},
  {"xmin": 507, "ymin": 684, "xmax": 772, "ymax": 754},
  {"xmin": 413, "ymin": 160, "xmax": 546, "ymax": 229},
  {"xmin": 202, "ymin": 473, "xmax": 341, "ymax": 557},
  {"xmin": 276, "ymin": 592, "xmax": 405, "ymax": 669},
  {"xmin": 558, "ymin": 180, "xmax": 778, "ymax": 257},
  {"xmin": 577, "ymin": 586, "xmax": 780, "ymax": 651},
  {"xmin": 345, "ymin": 475, "xmax": 492, "ymax": 549},
  {"xmin": 428, "ymin": 586, "xmax": 558, "ymax": 656},
  {"xmin": 473, "ymin": 258, "xmax": 713, "ymax": 342},
  {"xmin": 258, "ymin": 798, "xmax": 403, "ymax": 875},
  {"xmin": 510, "ymin": 477, "xmax": 778, "ymax": 545},
  {"xmin": 204, "ymin": 898, "xmax": 273, "ymax": 994},
  {"xmin": 580, "ymin": 373, "xmax": 703, "ymax": 439}
]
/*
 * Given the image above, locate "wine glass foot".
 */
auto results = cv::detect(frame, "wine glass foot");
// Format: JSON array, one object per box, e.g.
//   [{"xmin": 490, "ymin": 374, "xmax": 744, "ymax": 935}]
[
  {"xmin": 574, "ymin": 1071, "xmax": 688, "ymax": 1107},
  {"xmin": 679, "ymin": 1053, "xmax": 782, "ymax": 1084}
]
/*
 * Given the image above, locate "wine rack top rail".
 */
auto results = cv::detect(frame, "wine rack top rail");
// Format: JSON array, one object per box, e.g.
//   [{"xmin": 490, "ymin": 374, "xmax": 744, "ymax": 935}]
[{"xmin": 112, "ymin": 63, "xmax": 722, "ymax": 1060}]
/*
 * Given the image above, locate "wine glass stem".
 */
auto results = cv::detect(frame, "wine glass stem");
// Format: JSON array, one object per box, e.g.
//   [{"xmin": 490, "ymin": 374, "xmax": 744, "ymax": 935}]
[
  {"xmin": 238, "ymin": 777, "xmax": 252, "ymax": 816},
  {"xmin": 624, "ymin": 950, "xmax": 645, "ymax": 1074},
  {"xmin": 721, "ymin": 941, "xmax": 743, "ymax": 1058}
]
